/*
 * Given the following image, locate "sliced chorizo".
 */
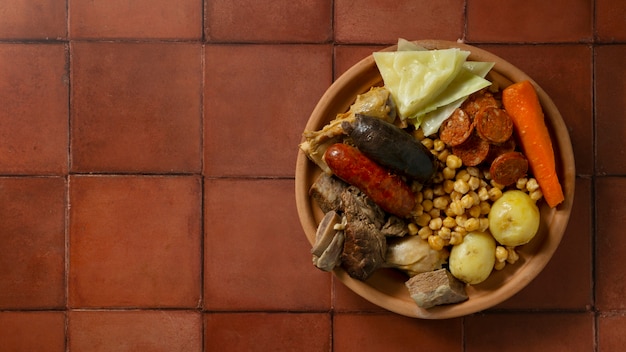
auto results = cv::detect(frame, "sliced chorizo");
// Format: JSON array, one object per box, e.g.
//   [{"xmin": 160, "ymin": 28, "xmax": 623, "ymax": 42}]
[
  {"xmin": 475, "ymin": 106, "xmax": 514, "ymax": 144},
  {"xmin": 451, "ymin": 134, "xmax": 490, "ymax": 167},
  {"xmin": 461, "ymin": 90, "xmax": 499, "ymax": 118},
  {"xmin": 486, "ymin": 137, "xmax": 516, "ymax": 163},
  {"xmin": 323, "ymin": 143, "xmax": 415, "ymax": 218},
  {"xmin": 489, "ymin": 151, "xmax": 529, "ymax": 186},
  {"xmin": 439, "ymin": 108, "xmax": 474, "ymax": 147}
]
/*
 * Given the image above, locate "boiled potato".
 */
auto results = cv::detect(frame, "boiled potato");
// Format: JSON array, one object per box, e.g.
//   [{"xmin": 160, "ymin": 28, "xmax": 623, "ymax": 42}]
[
  {"xmin": 449, "ymin": 231, "xmax": 496, "ymax": 284},
  {"xmin": 489, "ymin": 190, "xmax": 540, "ymax": 246}
]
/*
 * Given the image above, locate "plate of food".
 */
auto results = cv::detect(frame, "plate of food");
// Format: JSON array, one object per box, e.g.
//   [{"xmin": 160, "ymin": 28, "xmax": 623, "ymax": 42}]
[{"xmin": 295, "ymin": 39, "xmax": 575, "ymax": 319}]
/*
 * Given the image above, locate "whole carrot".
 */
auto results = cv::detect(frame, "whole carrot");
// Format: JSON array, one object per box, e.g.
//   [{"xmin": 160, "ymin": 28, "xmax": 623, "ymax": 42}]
[{"xmin": 502, "ymin": 80, "xmax": 564, "ymax": 208}]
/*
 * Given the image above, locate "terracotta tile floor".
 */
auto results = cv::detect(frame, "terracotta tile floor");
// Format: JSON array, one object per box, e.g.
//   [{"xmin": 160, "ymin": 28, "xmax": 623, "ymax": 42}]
[{"xmin": 0, "ymin": 1, "xmax": 624, "ymax": 351}]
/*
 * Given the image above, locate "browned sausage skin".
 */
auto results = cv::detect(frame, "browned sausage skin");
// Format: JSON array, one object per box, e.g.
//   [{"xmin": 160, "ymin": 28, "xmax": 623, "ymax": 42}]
[{"xmin": 323, "ymin": 143, "xmax": 416, "ymax": 218}]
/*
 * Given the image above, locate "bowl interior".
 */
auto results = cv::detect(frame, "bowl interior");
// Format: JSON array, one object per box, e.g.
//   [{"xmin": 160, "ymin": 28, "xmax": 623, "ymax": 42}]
[{"xmin": 295, "ymin": 40, "xmax": 575, "ymax": 319}]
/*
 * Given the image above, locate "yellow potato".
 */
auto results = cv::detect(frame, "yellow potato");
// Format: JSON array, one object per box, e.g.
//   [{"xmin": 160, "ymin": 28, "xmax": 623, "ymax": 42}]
[
  {"xmin": 449, "ymin": 231, "xmax": 496, "ymax": 284},
  {"xmin": 488, "ymin": 190, "xmax": 540, "ymax": 246}
]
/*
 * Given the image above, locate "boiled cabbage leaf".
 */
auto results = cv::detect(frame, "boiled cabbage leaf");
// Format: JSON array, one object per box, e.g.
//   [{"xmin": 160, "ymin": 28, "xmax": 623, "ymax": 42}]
[{"xmin": 373, "ymin": 48, "xmax": 469, "ymax": 121}]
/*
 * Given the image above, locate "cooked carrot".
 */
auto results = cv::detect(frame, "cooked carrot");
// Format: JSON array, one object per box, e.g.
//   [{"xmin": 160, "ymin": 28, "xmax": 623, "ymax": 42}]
[{"xmin": 502, "ymin": 80, "xmax": 564, "ymax": 208}]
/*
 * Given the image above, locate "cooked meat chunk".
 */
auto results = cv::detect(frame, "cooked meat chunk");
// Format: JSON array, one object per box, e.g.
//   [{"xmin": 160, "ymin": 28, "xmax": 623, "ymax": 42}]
[
  {"xmin": 309, "ymin": 173, "xmax": 348, "ymax": 213},
  {"xmin": 405, "ymin": 269, "xmax": 468, "ymax": 309},
  {"xmin": 339, "ymin": 187, "xmax": 387, "ymax": 280},
  {"xmin": 380, "ymin": 216, "xmax": 408, "ymax": 237}
]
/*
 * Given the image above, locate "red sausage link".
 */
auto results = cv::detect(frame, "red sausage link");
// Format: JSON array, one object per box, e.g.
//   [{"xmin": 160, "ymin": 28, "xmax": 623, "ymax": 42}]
[{"xmin": 323, "ymin": 143, "xmax": 415, "ymax": 218}]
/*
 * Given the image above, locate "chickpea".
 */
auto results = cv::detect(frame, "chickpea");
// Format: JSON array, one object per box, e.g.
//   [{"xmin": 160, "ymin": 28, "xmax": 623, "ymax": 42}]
[
  {"xmin": 415, "ymin": 213, "xmax": 431, "ymax": 227},
  {"xmin": 449, "ymin": 231, "xmax": 464, "ymax": 245},
  {"xmin": 422, "ymin": 199, "xmax": 434, "ymax": 212},
  {"xmin": 421, "ymin": 138, "xmax": 434, "ymax": 149},
  {"xmin": 468, "ymin": 176, "xmax": 481, "ymax": 191},
  {"xmin": 488, "ymin": 187, "xmax": 503, "ymax": 201},
  {"xmin": 433, "ymin": 196, "xmax": 449, "ymax": 210},
  {"xmin": 437, "ymin": 149, "xmax": 450, "ymax": 162},
  {"xmin": 429, "ymin": 217, "xmax": 443, "ymax": 231},
  {"xmin": 434, "ymin": 139, "xmax": 446, "ymax": 152},
  {"xmin": 446, "ymin": 154, "xmax": 462, "ymax": 169},
  {"xmin": 428, "ymin": 235, "xmax": 445, "ymax": 251},
  {"xmin": 443, "ymin": 179, "xmax": 455, "ymax": 194},
  {"xmin": 526, "ymin": 178, "xmax": 540, "ymax": 193},
  {"xmin": 418, "ymin": 226, "xmax": 433, "ymax": 239},
  {"xmin": 468, "ymin": 205, "xmax": 481, "ymax": 218},
  {"xmin": 464, "ymin": 218, "xmax": 480, "ymax": 232},
  {"xmin": 442, "ymin": 167, "xmax": 456, "ymax": 180},
  {"xmin": 454, "ymin": 179, "xmax": 470, "ymax": 194},
  {"xmin": 495, "ymin": 246, "xmax": 509, "ymax": 262},
  {"xmin": 442, "ymin": 216, "xmax": 457, "ymax": 229}
]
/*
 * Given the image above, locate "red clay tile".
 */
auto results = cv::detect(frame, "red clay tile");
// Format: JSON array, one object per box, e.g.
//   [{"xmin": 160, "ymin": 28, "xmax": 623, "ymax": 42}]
[
  {"xmin": 334, "ymin": 45, "xmax": 386, "ymax": 78},
  {"xmin": 334, "ymin": 313, "xmax": 462, "ymax": 351},
  {"xmin": 333, "ymin": 278, "xmax": 388, "ymax": 313},
  {"xmin": 595, "ymin": 177, "xmax": 626, "ymax": 311},
  {"xmin": 595, "ymin": 45, "xmax": 626, "ymax": 175},
  {"xmin": 0, "ymin": 0, "xmax": 66, "ymax": 39},
  {"xmin": 69, "ymin": 310, "xmax": 202, "ymax": 352},
  {"xmin": 204, "ymin": 44, "xmax": 332, "ymax": 177},
  {"xmin": 334, "ymin": 0, "xmax": 464, "ymax": 44},
  {"xmin": 596, "ymin": 0, "xmax": 626, "ymax": 42},
  {"xmin": 495, "ymin": 177, "xmax": 592, "ymax": 310},
  {"xmin": 0, "ymin": 177, "xmax": 65, "ymax": 309},
  {"xmin": 465, "ymin": 312, "xmax": 594, "ymax": 351},
  {"xmin": 204, "ymin": 178, "xmax": 331, "ymax": 311},
  {"xmin": 0, "ymin": 44, "xmax": 68, "ymax": 175},
  {"xmin": 466, "ymin": 0, "xmax": 593, "ymax": 43},
  {"xmin": 598, "ymin": 313, "xmax": 626, "ymax": 352},
  {"xmin": 69, "ymin": 0, "xmax": 202, "ymax": 39},
  {"xmin": 70, "ymin": 42, "xmax": 202, "ymax": 174},
  {"xmin": 0, "ymin": 311, "xmax": 65, "ymax": 352},
  {"xmin": 206, "ymin": 0, "xmax": 332, "ymax": 42},
  {"xmin": 205, "ymin": 313, "xmax": 331, "ymax": 351},
  {"xmin": 69, "ymin": 176, "xmax": 202, "ymax": 308},
  {"xmin": 479, "ymin": 44, "xmax": 593, "ymax": 175}
]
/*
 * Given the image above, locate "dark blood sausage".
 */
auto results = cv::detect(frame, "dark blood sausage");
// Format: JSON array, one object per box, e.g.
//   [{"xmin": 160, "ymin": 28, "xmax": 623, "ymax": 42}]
[
  {"xmin": 439, "ymin": 108, "xmax": 474, "ymax": 147},
  {"xmin": 489, "ymin": 151, "xmax": 529, "ymax": 186},
  {"xmin": 475, "ymin": 107, "xmax": 514, "ymax": 144},
  {"xmin": 451, "ymin": 134, "xmax": 491, "ymax": 167},
  {"xmin": 323, "ymin": 143, "xmax": 416, "ymax": 218},
  {"xmin": 342, "ymin": 114, "xmax": 437, "ymax": 183}
]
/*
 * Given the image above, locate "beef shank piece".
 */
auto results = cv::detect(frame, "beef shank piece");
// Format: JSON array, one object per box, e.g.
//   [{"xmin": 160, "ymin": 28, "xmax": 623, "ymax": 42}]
[
  {"xmin": 405, "ymin": 269, "xmax": 468, "ymax": 309},
  {"xmin": 340, "ymin": 187, "xmax": 387, "ymax": 280},
  {"xmin": 309, "ymin": 173, "xmax": 348, "ymax": 213}
]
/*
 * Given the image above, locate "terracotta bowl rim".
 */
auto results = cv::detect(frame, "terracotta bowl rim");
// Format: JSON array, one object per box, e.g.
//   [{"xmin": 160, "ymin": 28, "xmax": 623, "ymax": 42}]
[{"xmin": 295, "ymin": 39, "xmax": 576, "ymax": 319}]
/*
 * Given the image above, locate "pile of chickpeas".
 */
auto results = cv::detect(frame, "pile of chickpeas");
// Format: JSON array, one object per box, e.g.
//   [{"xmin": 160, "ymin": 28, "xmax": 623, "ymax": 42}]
[{"xmin": 408, "ymin": 129, "xmax": 543, "ymax": 271}]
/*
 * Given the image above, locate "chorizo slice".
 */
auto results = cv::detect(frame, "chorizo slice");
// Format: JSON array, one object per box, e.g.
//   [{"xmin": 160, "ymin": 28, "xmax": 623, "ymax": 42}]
[
  {"xmin": 486, "ymin": 137, "xmax": 516, "ymax": 163},
  {"xmin": 439, "ymin": 108, "xmax": 474, "ymax": 147},
  {"xmin": 451, "ymin": 134, "xmax": 490, "ymax": 167},
  {"xmin": 475, "ymin": 107, "xmax": 514, "ymax": 144},
  {"xmin": 461, "ymin": 90, "xmax": 499, "ymax": 118},
  {"xmin": 489, "ymin": 151, "xmax": 529, "ymax": 186}
]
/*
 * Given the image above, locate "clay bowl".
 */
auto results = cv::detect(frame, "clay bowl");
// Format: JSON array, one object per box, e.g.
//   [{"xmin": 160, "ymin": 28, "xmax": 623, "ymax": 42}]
[{"xmin": 295, "ymin": 39, "xmax": 575, "ymax": 319}]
